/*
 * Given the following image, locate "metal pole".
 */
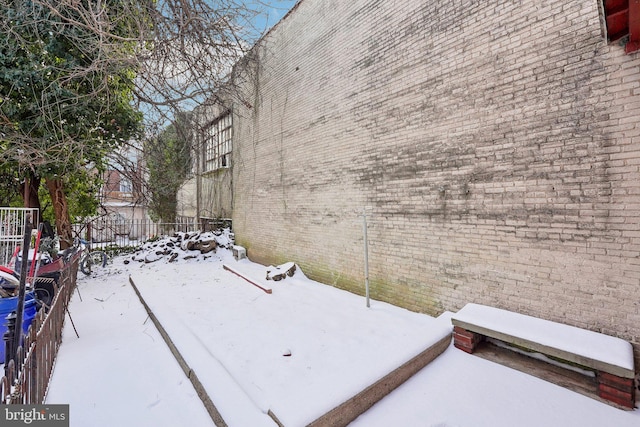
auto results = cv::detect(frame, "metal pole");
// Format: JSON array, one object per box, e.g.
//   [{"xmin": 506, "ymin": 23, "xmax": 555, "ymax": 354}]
[
  {"xmin": 196, "ymin": 128, "xmax": 202, "ymax": 226},
  {"xmin": 362, "ymin": 207, "xmax": 370, "ymax": 308},
  {"xmin": 12, "ymin": 214, "xmax": 32, "ymax": 364}
]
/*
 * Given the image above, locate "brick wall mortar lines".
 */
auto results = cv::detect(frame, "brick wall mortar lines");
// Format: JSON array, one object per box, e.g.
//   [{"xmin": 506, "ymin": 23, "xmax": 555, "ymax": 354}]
[{"xmin": 217, "ymin": 0, "xmax": 640, "ymax": 369}]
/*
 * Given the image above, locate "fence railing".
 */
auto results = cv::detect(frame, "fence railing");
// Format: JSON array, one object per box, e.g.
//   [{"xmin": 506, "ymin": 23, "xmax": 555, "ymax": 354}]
[
  {"xmin": 72, "ymin": 217, "xmax": 230, "ymax": 249},
  {"xmin": 0, "ymin": 254, "xmax": 79, "ymax": 404},
  {"xmin": 0, "ymin": 215, "xmax": 230, "ymax": 404},
  {"xmin": 72, "ymin": 218, "xmax": 197, "ymax": 249},
  {"xmin": 0, "ymin": 208, "xmax": 39, "ymax": 266}
]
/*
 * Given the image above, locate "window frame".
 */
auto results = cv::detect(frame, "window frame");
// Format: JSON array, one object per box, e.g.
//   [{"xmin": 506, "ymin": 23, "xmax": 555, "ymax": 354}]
[
  {"xmin": 119, "ymin": 176, "xmax": 132, "ymax": 194},
  {"xmin": 204, "ymin": 112, "xmax": 233, "ymax": 173}
]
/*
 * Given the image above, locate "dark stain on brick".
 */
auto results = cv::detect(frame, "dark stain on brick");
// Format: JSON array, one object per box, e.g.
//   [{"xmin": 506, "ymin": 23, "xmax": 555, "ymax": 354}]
[{"xmin": 341, "ymin": 1, "xmax": 616, "ymax": 243}]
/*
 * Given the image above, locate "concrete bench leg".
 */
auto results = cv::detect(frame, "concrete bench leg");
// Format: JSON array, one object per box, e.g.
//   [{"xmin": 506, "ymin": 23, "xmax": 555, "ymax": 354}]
[
  {"xmin": 597, "ymin": 372, "xmax": 636, "ymax": 409},
  {"xmin": 453, "ymin": 326, "xmax": 483, "ymax": 354}
]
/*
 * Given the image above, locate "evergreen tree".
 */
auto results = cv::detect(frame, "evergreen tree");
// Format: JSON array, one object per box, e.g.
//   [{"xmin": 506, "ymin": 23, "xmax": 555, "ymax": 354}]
[
  {"xmin": 145, "ymin": 113, "xmax": 192, "ymax": 223},
  {"xmin": 0, "ymin": 0, "xmax": 142, "ymax": 245}
]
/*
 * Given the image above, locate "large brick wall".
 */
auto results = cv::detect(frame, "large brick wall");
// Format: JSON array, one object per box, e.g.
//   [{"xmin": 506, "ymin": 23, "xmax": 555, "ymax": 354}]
[{"xmin": 230, "ymin": 0, "xmax": 640, "ymax": 367}]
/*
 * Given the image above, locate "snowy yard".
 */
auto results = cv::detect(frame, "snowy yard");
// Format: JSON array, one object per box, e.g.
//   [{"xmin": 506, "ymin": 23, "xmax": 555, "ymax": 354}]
[{"xmin": 45, "ymin": 233, "xmax": 640, "ymax": 426}]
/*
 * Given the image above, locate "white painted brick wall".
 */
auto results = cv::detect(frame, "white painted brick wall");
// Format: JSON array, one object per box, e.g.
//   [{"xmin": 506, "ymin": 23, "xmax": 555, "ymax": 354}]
[{"xmin": 226, "ymin": 0, "xmax": 640, "ymax": 367}]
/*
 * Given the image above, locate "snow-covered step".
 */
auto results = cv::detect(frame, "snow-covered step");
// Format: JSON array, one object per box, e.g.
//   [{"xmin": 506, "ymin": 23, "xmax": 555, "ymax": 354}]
[{"xmin": 129, "ymin": 275, "xmax": 277, "ymax": 427}]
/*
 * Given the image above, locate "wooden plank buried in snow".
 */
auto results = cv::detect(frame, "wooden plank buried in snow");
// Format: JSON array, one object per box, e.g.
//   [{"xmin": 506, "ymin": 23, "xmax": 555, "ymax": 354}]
[{"xmin": 223, "ymin": 264, "xmax": 272, "ymax": 294}]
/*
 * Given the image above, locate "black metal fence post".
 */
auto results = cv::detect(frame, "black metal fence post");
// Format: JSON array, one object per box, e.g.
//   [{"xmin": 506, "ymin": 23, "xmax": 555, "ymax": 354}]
[
  {"xmin": 3, "ymin": 311, "xmax": 16, "ymax": 376},
  {"xmin": 10, "ymin": 215, "xmax": 32, "ymax": 372}
]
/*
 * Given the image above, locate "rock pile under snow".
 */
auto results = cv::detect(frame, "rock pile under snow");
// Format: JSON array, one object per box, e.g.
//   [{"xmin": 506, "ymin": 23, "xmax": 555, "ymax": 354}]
[
  {"xmin": 126, "ymin": 229, "xmax": 234, "ymax": 264},
  {"xmin": 266, "ymin": 262, "xmax": 297, "ymax": 281}
]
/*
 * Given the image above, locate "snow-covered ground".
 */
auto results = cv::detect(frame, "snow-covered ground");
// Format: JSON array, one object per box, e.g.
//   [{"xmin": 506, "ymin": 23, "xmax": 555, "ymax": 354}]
[{"xmin": 45, "ymin": 233, "xmax": 640, "ymax": 426}]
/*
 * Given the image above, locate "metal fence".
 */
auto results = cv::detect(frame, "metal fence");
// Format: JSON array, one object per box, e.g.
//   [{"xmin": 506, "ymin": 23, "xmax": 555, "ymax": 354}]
[
  {"xmin": 0, "ymin": 208, "xmax": 39, "ymax": 266},
  {"xmin": 0, "ymin": 214, "xmax": 231, "ymax": 404},
  {"xmin": 73, "ymin": 218, "xmax": 197, "ymax": 248},
  {"xmin": 0, "ymin": 254, "xmax": 79, "ymax": 404},
  {"xmin": 72, "ymin": 217, "xmax": 230, "ymax": 249}
]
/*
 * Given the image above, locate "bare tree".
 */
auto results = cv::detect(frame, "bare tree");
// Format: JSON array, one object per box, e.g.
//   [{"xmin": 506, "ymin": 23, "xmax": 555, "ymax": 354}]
[
  {"xmin": 1, "ymin": 0, "xmax": 269, "ymax": 244},
  {"xmin": 4, "ymin": 0, "xmax": 265, "ymax": 135}
]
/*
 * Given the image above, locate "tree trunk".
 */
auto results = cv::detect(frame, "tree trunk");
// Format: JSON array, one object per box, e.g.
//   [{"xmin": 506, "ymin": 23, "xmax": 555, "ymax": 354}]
[
  {"xmin": 19, "ymin": 172, "xmax": 41, "ymax": 225},
  {"xmin": 46, "ymin": 178, "xmax": 73, "ymax": 249}
]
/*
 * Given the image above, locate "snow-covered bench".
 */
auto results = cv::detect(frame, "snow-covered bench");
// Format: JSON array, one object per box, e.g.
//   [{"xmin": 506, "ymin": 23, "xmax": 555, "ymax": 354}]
[{"xmin": 451, "ymin": 303, "xmax": 636, "ymax": 409}]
